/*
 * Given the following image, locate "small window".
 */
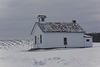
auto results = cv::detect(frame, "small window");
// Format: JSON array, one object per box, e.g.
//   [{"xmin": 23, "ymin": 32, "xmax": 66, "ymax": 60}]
[
  {"xmin": 64, "ymin": 38, "xmax": 67, "ymax": 45},
  {"xmin": 40, "ymin": 35, "xmax": 42, "ymax": 43},
  {"xmin": 35, "ymin": 36, "xmax": 37, "ymax": 44},
  {"xmin": 41, "ymin": 18, "xmax": 44, "ymax": 22},
  {"xmin": 86, "ymin": 39, "xmax": 90, "ymax": 42}
]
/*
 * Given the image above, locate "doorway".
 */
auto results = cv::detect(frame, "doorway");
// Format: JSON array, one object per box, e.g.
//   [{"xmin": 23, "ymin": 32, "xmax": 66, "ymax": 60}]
[{"xmin": 64, "ymin": 38, "xmax": 67, "ymax": 45}]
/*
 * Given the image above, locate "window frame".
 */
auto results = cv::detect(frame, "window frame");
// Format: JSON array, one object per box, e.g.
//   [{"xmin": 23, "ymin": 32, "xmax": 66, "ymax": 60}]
[
  {"xmin": 41, "ymin": 18, "xmax": 44, "ymax": 22},
  {"xmin": 40, "ymin": 35, "xmax": 42, "ymax": 43},
  {"xmin": 35, "ymin": 36, "xmax": 37, "ymax": 44},
  {"xmin": 86, "ymin": 39, "xmax": 90, "ymax": 42}
]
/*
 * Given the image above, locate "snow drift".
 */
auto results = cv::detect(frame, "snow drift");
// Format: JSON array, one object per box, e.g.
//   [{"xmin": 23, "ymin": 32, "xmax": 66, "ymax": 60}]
[
  {"xmin": 0, "ymin": 40, "xmax": 100, "ymax": 67},
  {"xmin": 0, "ymin": 39, "xmax": 33, "ymax": 50}
]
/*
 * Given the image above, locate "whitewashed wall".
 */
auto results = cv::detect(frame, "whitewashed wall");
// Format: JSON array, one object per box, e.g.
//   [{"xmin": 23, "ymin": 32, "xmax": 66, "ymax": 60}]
[
  {"xmin": 42, "ymin": 33, "xmax": 85, "ymax": 48},
  {"xmin": 32, "ymin": 24, "xmax": 44, "ymax": 48},
  {"xmin": 32, "ymin": 24, "xmax": 92, "ymax": 48},
  {"xmin": 84, "ymin": 37, "xmax": 93, "ymax": 47}
]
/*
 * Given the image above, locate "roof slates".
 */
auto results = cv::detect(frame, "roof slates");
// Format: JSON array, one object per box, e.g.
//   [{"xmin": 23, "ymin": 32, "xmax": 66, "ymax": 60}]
[{"xmin": 37, "ymin": 22, "xmax": 85, "ymax": 33}]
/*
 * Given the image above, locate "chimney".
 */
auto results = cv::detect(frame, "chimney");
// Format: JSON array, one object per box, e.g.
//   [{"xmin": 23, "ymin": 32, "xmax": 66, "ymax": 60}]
[
  {"xmin": 72, "ymin": 20, "xmax": 76, "ymax": 23},
  {"xmin": 37, "ymin": 15, "xmax": 47, "ymax": 22}
]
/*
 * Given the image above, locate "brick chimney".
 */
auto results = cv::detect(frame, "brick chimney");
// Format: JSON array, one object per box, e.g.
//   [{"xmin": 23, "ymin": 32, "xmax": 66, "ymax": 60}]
[{"xmin": 72, "ymin": 20, "xmax": 76, "ymax": 23}]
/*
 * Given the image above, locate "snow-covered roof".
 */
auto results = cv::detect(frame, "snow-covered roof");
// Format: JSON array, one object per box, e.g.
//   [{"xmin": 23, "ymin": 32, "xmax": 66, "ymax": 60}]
[
  {"xmin": 31, "ymin": 22, "xmax": 85, "ymax": 34},
  {"xmin": 37, "ymin": 15, "xmax": 47, "ymax": 19},
  {"xmin": 84, "ymin": 35, "xmax": 92, "ymax": 38}
]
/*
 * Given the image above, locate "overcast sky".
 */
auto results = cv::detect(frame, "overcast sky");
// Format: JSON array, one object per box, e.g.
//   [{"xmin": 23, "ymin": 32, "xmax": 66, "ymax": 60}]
[{"xmin": 0, "ymin": 0, "xmax": 100, "ymax": 39}]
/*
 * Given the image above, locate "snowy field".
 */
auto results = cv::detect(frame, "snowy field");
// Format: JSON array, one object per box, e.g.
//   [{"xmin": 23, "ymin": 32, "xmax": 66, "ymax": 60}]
[
  {"xmin": 0, "ymin": 39, "xmax": 33, "ymax": 51},
  {"xmin": 0, "ymin": 40, "xmax": 100, "ymax": 67}
]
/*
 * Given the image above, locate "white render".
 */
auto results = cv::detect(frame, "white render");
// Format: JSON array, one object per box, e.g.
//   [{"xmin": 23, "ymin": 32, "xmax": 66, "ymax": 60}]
[
  {"xmin": 31, "ymin": 15, "xmax": 93, "ymax": 48},
  {"xmin": 32, "ymin": 23, "xmax": 92, "ymax": 48},
  {"xmin": 43, "ymin": 33, "xmax": 85, "ymax": 48},
  {"xmin": 32, "ymin": 23, "xmax": 44, "ymax": 48},
  {"xmin": 84, "ymin": 35, "xmax": 93, "ymax": 47}
]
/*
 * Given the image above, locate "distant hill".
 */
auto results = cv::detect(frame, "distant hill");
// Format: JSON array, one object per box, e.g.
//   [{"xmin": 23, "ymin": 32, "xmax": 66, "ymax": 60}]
[{"xmin": 86, "ymin": 33, "xmax": 100, "ymax": 42}]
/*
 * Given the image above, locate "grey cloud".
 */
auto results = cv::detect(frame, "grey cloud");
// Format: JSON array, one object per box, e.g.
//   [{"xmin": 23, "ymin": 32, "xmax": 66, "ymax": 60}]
[{"xmin": 0, "ymin": 0, "xmax": 100, "ymax": 39}]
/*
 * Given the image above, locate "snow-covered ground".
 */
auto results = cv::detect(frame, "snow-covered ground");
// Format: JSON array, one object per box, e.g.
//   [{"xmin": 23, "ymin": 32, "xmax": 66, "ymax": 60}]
[
  {"xmin": 0, "ymin": 40, "xmax": 100, "ymax": 67},
  {"xmin": 0, "ymin": 39, "xmax": 33, "ymax": 51}
]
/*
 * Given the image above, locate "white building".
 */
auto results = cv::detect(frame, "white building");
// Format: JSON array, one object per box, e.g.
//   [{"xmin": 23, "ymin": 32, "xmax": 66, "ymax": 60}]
[{"xmin": 31, "ymin": 15, "xmax": 93, "ymax": 48}]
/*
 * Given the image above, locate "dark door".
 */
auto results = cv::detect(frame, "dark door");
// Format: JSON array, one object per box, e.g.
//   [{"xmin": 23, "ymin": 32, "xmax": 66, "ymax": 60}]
[{"xmin": 64, "ymin": 38, "xmax": 67, "ymax": 45}]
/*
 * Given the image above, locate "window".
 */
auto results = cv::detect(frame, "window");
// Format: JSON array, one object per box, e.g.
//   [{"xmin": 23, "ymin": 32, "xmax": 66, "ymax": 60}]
[
  {"xmin": 64, "ymin": 38, "xmax": 67, "ymax": 45},
  {"xmin": 86, "ymin": 39, "xmax": 90, "ymax": 42},
  {"xmin": 41, "ymin": 18, "xmax": 44, "ymax": 22},
  {"xmin": 35, "ymin": 36, "xmax": 37, "ymax": 44},
  {"xmin": 40, "ymin": 35, "xmax": 42, "ymax": 43}
]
